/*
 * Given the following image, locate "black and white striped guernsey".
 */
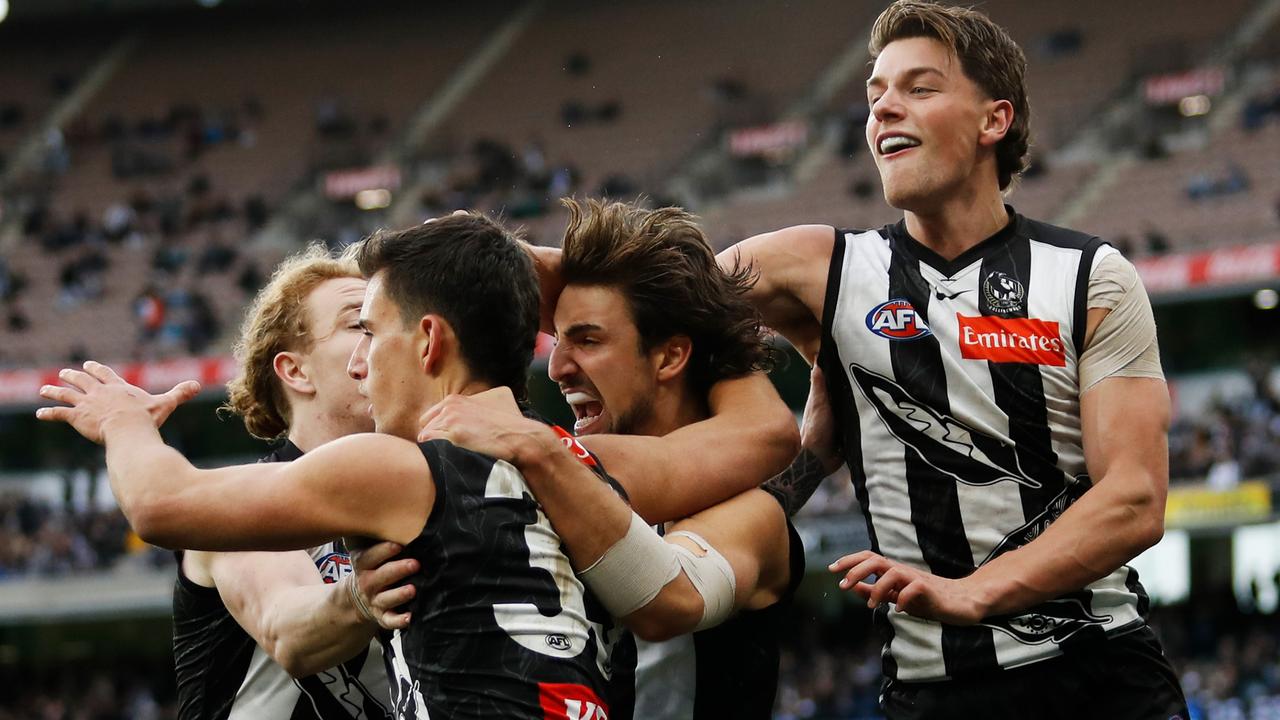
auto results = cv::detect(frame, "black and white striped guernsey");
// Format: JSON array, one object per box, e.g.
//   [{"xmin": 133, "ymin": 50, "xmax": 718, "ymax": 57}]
[
  {"xmin": 171, "ymin": 441, "xmax": 392, "ymax": 720},
  {"xmin": 818, "ymin": 209, "xmax": 1150, "ymax": 682}
]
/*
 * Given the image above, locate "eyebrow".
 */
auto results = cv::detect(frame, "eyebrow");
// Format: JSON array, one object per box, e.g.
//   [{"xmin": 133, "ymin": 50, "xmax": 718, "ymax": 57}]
[
  {"xmin": 866, "ymin": 66, "xmax": 946, "ymax": 89},
  {"xmin": 560, "ymin": 322, "xmax": 604, "ymax": 337}
]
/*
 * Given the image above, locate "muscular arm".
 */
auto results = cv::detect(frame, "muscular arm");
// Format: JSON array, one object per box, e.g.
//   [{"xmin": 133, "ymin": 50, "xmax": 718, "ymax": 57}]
[
  {"xmin": 762, "ymin": 366, "xmax": 843, "ymax": 517},
  {"xmin": 420, "ymin": 397, "xmax": 791, "ymax": 639},
  {"xmin": 36, "ymin": 363, "xmax": 433, "ymax": 550},
  {"xmin": 190, "ymin": 543, "xmax": 418, "ymax": 678},
  {"xmin": 716, "ymin": 225, "xmax": 834, "ymax": 362},
  {"xmin": 962, "ymin": 376, "xmax": 1168, "ymax": 615},
  {"xmin": 579, "ymin": 372, "xmax": 800, "ymax": 524}
]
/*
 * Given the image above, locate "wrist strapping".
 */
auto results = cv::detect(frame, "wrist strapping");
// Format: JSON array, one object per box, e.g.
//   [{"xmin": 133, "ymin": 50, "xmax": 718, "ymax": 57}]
[
  {"xmin": 580, "ymin": 512, "xmax": 680, "ymax": 618},
  {"xmin": 348, "ymin": 575, "xmax": 378, "ymax": 625}
]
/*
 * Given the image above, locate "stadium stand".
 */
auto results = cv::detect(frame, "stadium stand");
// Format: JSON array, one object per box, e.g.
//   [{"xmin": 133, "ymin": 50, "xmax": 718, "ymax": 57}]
[{"xmin": 1, "ymin": 1, "xmax": 1280, "ymax": 717}]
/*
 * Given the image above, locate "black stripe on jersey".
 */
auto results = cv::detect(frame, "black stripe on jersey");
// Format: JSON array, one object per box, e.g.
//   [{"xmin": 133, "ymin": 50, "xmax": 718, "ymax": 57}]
[
  {"xmin": 822, "ymin": 229, "xmax": 876, "ymax": 554},
  {"xmin": 977, "ymin": 237, "xmax": 1067, "ymax": 541},
  {"xmin": 887, "ymin": 233, "xmax": 1000, "ymax": 678},
  {"xmin": 1071, "ymin": 237, "xmax": 1107, "ymax": 357}
]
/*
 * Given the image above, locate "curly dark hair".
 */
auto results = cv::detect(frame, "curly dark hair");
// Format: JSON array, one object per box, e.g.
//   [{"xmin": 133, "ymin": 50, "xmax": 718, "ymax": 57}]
[{"xmin": 560, "ymin": 198, "xmax": 776, "ymax": 396}]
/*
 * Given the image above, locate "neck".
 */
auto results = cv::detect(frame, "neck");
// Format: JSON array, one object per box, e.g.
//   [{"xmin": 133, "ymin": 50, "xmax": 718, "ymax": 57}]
[
  {"xmin": 903, "ymin": 182, "xmax": 1008, "ymax": 261},
  {"xmin": 636, "ymin": 383, "xmax": 708, "ymax": 437},
  {"xmin": 286, "ymin": 412, "xmax": 360, "ymax": 453}
]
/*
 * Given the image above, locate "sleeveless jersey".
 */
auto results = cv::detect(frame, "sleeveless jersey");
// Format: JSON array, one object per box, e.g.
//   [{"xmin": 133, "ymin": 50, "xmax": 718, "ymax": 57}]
[
  {"xmin": 632, "ymin": 520, "xmax": 805, "ymax": 719},
  {"xmin": 819, "ymin": 210, "xmax": 1150, "ymax": 682},
  {"xmin": 379, "ymin": 437, "xmax": 633, "ymax": 720},
  {"xmin": 171, "ymin": 441, "xmax": 392, "ymax": 720}
]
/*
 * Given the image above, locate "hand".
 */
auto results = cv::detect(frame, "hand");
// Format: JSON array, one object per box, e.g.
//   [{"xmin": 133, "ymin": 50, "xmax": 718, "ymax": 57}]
[
  {"xmin": 801, "ymin": 366, "xmax": 842, "ymax": 474},
  {"xmin": 417, "ymin": 392, "xmax": 556, "ymax": 465},
  {"xmin": 35, "ymin": 361, "xmax": 201, "ymax": 443},
  {"xmin": 348, "ymin": 541, "xmax": 420, "ymax": 631},
  {"xmin": 828, "ymin": 550, "xmax": 990, "ymax": 625}
]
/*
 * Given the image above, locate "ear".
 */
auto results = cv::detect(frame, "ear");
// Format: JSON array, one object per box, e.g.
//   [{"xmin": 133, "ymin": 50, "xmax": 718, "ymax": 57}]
[
  {"xmin": 978, "ymin": 98, "xmax": 1014, "ymax": 148},
  {"xmin": 652, "ymin": 335, "xmax": 693, "ymax": 383},
  {"xmin": 273, "ymin": 351, "xmax": 315, "ymax": 396},
  {"xmin": 418, "ymin": 315, "xmax": 447, "ymax": 376}
]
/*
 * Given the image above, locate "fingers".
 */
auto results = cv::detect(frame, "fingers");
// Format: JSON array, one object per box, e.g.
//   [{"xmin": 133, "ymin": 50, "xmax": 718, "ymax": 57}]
[
  {"xmin": 82, "ymin": 360, "xmax": 123, "ymax": 384},
  {"xmin": 38, "ymin": 384, "xmax": 82, "ymax": 407},
  {"xmin": 165, "ymin": 380, "xmax": 202, "ymax": 405},
  {"xmin": 353, "ymin": 541, "xmax": 403, "ymax": 570},
  {"xmin": 866, "ymin": 567, "xmax": 910, "ymax": 609},
  {"xmin": 35, "ymin": 406, "xmax": 75, "ymax": 423},
  {"xmin": 827, "ymin": 550, "xmax": 878, "ymax": 574},
  {"xmin": 56, "ymin": 368, "xmax": 98, "ymax": 393}
]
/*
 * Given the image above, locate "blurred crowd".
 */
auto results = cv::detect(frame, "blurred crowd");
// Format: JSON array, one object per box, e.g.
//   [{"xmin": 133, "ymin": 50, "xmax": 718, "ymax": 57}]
[
  {"xmin": 1169, "ymin": 366, "xmax": 1280, "ymax": 487},
  {"xmin": 0, "ymin": 488, "xmax": 168, "ymax": 580}
]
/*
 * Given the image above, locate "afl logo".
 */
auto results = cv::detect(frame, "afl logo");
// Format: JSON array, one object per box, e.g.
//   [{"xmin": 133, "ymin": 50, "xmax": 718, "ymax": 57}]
[
  {"xmin": 866, "ymin": 299, "xmax": 931, "ymax": 341},
  {"xmin": 545, "ymin": 634, "xmax": 572, "ymax": 651}
]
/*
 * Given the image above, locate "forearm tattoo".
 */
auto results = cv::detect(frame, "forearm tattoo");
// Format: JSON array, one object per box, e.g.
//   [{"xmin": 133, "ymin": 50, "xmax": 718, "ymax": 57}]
[{"xmin": 762, "ymin": 448, "xmax": 829, "ymax": 518}]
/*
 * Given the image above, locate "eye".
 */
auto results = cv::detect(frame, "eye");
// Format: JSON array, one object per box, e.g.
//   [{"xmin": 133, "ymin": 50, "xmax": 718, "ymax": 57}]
[{"xmin": 910, "ymin": 86, "xmax": 933, "ymax": 95}]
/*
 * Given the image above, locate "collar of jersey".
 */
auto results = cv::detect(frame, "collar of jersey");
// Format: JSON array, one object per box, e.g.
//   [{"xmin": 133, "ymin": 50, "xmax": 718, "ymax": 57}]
[{"xmin": 890, "ymin": 205, "xmax": 1021, "ymax": 278}]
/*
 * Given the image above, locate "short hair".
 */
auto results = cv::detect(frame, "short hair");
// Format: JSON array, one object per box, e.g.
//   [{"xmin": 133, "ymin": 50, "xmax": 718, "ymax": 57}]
[
  {"xmin": 353, "ymin": 213, "xmax": 540, "ymax": 399},
  {"xmin": 223, "ymin": 242, "xmax": 360, "ymax": 440},
  {"xmin": 869, "ymin": 0, "xmax": 1030, "ymax": 190},
  {"xmin": 560, "ymin": 198, "xmax": 775, "ymax": 396}
]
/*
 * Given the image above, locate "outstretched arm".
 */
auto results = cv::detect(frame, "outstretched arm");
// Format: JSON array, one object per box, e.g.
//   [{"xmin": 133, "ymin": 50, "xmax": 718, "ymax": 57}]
[
  {"xmin": 579, "ymin": 372, "xmax": 800, "ymax": 524},
  {"xmin": 420, "ymin": 394, "xmax": 790, "ymax": 639},
  {"xmin": 37, "ymin": 362, "xmax": 431, "ymax": 551}
]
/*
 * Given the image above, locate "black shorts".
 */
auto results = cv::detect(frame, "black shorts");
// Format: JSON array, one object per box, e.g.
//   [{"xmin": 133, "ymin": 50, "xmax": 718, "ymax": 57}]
[{"xmin": 881, "ymin": 626, "xmax": 1189, "ymax": 720}]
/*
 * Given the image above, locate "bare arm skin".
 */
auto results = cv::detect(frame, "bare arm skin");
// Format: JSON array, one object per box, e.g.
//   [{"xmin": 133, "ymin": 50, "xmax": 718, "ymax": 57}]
[
  {"xmin": 829, "ymin": 308, "xmax": 1170, "ymax": 623},
  {"xmin": 762, "ymin": 365, "xmax": 844, "ymax": 517},
  {"xmin": 579, "ymin": 372, "xmax": 799, "ymax": 524},
  {"xmin": 716, "ymin": 225, "xmax": 836, "ymax": 362},
  {"xmin": 183, "ymin": 543, "xmax": 417, "ymax": 677},
  {"xmin": 37, "ymin": 362, "xmax": 432, "ymax": 551},
  {"xmin": 419, "ymin": 394, "xmax": 792, "ymax": 641}
]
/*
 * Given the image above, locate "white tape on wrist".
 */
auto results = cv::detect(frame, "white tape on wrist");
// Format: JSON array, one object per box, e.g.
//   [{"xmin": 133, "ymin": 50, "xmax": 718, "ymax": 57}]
[
  {"xmin": 580, "ymin": 512, "xmax": 680, "ymax": 618},
  {"xmin": 666, "ymin": 530, "xmax": 737, "ymax": 631}
]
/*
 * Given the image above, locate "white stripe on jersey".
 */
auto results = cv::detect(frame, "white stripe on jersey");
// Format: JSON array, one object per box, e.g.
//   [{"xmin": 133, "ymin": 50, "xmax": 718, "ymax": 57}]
[{"xmin": 228, "ymin": 645, "xmax": 304, "ymax": 720}]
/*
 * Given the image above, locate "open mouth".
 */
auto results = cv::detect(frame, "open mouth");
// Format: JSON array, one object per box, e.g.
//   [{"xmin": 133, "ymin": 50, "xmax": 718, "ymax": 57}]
[
  {"xmin": 564, "ymin": 390, "xmax": 606, "ymax": 435},
  {"xmin": 878, "ymin": 134, "xmax": 921, "ymax": 157}
]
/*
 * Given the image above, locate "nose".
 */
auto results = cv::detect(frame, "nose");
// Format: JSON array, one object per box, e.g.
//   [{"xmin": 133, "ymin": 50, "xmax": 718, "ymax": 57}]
[
  {"xmin": 348, "ymin": 334, "xmax": 369, "ymax": 380},
  {"xmin": 547, "ymin": 341, "xmax": 577, "ymax": 385},
  {"xmin": 870, "ymin": 87, "xmax": 905, "ymax": 124}
]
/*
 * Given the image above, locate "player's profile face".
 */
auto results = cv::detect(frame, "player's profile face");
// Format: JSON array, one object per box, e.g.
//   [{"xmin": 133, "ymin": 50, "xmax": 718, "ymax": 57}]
[
  {"xmin": 865, "ymin": 36, "xmax": 994, "ymax": 211},
  {"xmin": 300, "ymin": 277, "xmax": 373, "ymax": 435},
  {"xmin": 347, "ymin": 272, "xmax": 428, "ymax": 440},
  {"xmin": 548, "ymin": 284, "xmax": 656, "ymax": 437}
]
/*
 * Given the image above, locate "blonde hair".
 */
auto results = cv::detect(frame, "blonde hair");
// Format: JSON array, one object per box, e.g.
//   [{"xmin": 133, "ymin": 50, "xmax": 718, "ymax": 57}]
[{"xmin": 222, "ymin": 242, "xmax": 360, "ymax": 440}]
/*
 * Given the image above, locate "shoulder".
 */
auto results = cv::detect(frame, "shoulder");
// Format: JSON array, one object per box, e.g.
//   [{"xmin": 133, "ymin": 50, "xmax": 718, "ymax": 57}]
[
  {"xmin": 723, "ymin": 224, "xmax": 837, "ymax": 266},
  {"xmin": 300, "ymin": 433, "xmax": 432, "ymax": 487},
  {"xmin": 1016, "ymin": 214, "xmax": 1103, "ymax": 252}
]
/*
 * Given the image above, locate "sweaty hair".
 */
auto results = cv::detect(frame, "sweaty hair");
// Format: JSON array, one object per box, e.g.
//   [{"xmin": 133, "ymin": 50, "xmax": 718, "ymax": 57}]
[
  {"xmin": 869, "ymin": 0, "xmax": 1030, "ymax": 190},
  {"xmin": 560, "ymin": 198, "xmax": 775, "ymax": 396},
  {"xmin": 223, "ymin": 242, "xmax": 360, "ymax": 440},
  {"xmin": 353, "ymin": 212, "xmax": 540, "ymax": 399}
]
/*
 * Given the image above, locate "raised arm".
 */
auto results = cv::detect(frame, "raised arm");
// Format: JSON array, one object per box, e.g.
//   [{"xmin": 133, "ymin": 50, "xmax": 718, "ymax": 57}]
[
  {"xmin": 37, "ymin": 362, "xmax": 431, "ymax": 551},
  {"xmin": 420, "ymin": 394, "xmax": 790, "ymax": 640},
  {"xmin": 579, "ymin": 371, "xmax": 799, "ymax": 524},
  {"xmin": 521, "ymin": 242, "xmax": 563, "ymax": 335},
  {"xmin": 716, "ymin": 224, "xmax": 835, "ymax": 362},
  {"xmin": 193, "ymin": 543, "xmax": 418, "ymax": 677}
]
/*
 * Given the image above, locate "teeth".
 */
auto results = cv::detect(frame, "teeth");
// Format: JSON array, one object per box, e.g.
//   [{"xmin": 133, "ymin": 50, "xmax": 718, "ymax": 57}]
[
  {"xmin": 565, "ymin": 391, "xmax": 598, "ymax": 405},
  {"xmin": 879, "ymin": 136, "xmax": 920, "ymax": 154}
]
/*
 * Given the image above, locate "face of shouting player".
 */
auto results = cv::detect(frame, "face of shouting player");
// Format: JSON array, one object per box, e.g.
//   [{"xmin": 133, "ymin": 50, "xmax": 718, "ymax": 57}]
[
  {"xmin": 865, "ymin": 36, "xmax": 1010, "ymax": 213},
  {"xmin": 547, "ymin": 284, "xmax": 659, "ymax": 437},
  {"xmin": 347, "ymin": 271, "xmax": 432, "ymax": 440}
]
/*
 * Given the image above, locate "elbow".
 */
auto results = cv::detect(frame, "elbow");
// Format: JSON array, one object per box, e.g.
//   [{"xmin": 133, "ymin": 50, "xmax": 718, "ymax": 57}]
[
  {"xmin": 624, "ymin": 590, "xmax": 702, "ymax": 642},
  {"xmin": 273, "ymin": 641, "xmax": 323, "ymax": 679},
  {"xmin": 124, "ymin": 497, "xmax": 184, "ymax": 550},
  {"xmin": 764, "ymin": 412, "xmax": 801, "ymax": 476}
]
